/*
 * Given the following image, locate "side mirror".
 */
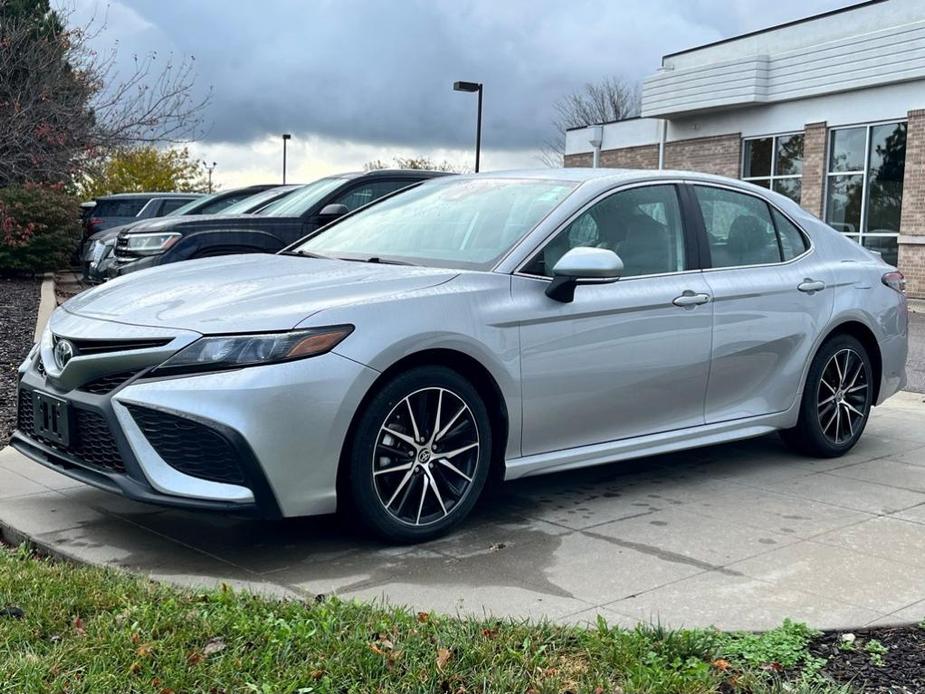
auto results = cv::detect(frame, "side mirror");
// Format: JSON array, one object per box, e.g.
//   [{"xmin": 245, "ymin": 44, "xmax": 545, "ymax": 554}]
[
  {"xmin": 545, "ymin": 247, "xmax": 623, "ymax": 302},
  {"xmin": 317, "ymin": 203, "xmax": 349, "ymax": 223}
]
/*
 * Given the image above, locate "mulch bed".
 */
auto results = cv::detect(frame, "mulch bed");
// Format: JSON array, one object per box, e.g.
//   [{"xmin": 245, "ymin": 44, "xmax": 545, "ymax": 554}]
[
  {"xmin": 0, "ymin": 277, "xmax": 40, "ymax": 447},
  {"xmin": 810, "ymin": 625, "xmax": 925, "ymax": 693}
]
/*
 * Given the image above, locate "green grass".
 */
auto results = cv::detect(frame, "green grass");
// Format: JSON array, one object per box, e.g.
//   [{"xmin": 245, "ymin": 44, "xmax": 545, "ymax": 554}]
[{"xmin": 0, "ymin": 543, "xmax": 850, "ymax": 693}]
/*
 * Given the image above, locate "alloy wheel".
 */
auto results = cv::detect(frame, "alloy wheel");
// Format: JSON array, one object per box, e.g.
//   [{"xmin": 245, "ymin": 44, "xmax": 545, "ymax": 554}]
[
  {"xmin": 816, "ymin": 347, "xmax": 870, "ymax": 445},
  {"xmin": 372, "ymin": 387, "xmax": 480, "ymax": 526}
]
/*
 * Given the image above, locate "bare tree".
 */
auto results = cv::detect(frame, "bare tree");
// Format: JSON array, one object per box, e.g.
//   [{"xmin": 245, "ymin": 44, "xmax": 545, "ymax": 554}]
[
  {"xmin": 0, "ymin": 0, "xmax": 210, "ymax": 187},
  {"xmin": 540, "ymin": 76, "xmax": 641, "ymax": 167},
  {"xmin": 364, "ymin": 156, "xmax": 469, "ymax": 173}
]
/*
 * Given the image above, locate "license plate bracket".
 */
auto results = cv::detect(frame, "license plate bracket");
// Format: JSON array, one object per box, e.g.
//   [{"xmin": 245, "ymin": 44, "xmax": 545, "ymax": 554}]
[{"xmin": 33, "ymin": 391, "xmax": 70, "ymax": 447}]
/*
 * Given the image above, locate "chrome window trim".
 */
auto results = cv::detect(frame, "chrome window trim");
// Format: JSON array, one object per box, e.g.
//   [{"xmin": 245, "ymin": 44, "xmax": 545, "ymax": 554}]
[
  {"xmin": 685, "ymin": 181, "xmax": 815, "ymax": 272},
  {"xmin": 510, "ymin": 179, "xmax": 690, "ymax": 280}
]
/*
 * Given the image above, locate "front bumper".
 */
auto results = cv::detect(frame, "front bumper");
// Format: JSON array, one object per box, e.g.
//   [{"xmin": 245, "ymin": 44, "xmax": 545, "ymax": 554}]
[{"xmin": 15, "ymin": 311, "xmax": 380, "ymax": 518}]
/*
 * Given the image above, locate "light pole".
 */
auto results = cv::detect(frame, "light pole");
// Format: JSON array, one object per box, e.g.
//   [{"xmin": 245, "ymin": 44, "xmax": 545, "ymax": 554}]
[
  {"xmin": 281, "ymin": 133, "xmax": 292, "ymax": 184},
  {"xmin": 453, "ymin": 81, "xmax": 482, "ymax": 172},
  {"xmin": 202, "ymin": 161, "xmax": 217, "ymax": 193}
]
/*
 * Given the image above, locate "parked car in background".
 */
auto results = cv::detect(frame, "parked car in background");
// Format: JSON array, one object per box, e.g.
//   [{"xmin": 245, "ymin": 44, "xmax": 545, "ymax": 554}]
[
  {"xmin": 82, "ymin": 192, "xmax": 203, "ymax": 241},
  {"xmin": 79, "ymin": 201, "xmax": 96, "ymax": 223},
  {"xmin": 82, "ymin": 185, "xmax": 289, "ymax": 282},
  {"xmin": 14, "ymin": 170, "xmax": 907, "ymax": 542},
  {"xmin": 110, "ymin": 169, "xmax": 449, "ymax": 276}
]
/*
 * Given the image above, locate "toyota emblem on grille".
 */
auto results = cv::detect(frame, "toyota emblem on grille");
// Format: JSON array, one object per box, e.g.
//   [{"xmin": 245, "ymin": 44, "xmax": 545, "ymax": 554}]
[{"xmin": 53, "ymin": 338, "xmax": 76, "ymax": 369}]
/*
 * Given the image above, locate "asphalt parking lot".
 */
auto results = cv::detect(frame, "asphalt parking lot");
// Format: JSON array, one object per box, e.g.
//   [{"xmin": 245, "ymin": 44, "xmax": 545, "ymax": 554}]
[{"xmin": 2, "ymin": 390, "xmax": 924, "ymax": 632}]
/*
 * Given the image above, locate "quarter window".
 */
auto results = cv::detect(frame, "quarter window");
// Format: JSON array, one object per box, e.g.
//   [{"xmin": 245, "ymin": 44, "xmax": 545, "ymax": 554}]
[
  {"xmin": 825, "ymin": 121, "xmax": 906, "ymax": 266},
  {"xmin": 694, "ymin": 186, "xmax": 790, "ymax": 268},
  {"xmin": 772, "ymin": 209, "xmax": 808, "ymax": 261},
  {"xmin": 522, "ymin": 185, "xmax": 686, "ymax": 278},
  {"xmin": 742, "ymin": 133, "xmax": 804, "ymax": 203}
]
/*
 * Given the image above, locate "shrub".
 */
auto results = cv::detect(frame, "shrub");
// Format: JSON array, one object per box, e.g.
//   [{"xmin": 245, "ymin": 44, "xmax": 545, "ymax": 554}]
[{"xmin": 0, "ymin": 183, "xmax": 81, "ymax": 274}]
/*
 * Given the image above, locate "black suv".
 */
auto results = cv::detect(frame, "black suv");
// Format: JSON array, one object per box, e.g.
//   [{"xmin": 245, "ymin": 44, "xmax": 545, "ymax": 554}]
[{"xmin": 111, "ymin": 170, "xmax": 450, "ymax": 276}]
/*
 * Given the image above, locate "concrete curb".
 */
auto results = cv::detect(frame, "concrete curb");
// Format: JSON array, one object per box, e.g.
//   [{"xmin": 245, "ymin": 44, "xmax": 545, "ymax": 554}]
[{"xmin": 33, "ymin": 272, "xmax": 56, "ymax": 342}]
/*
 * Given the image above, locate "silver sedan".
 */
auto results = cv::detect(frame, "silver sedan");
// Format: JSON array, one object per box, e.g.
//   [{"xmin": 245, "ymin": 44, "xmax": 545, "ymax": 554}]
[{"xmin": 14, "ymin": 169, "xmax": 908, "ymax": 542}]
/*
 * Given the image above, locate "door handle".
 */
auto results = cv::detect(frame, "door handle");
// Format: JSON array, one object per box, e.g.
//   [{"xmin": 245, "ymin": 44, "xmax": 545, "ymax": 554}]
[
  {"xmin": 672, "ymin": 291, "xmax": 711, "ymax": 307},
  {"xmin": 797, "ymin": 279, "xmax": 826, "ymax": 293}
]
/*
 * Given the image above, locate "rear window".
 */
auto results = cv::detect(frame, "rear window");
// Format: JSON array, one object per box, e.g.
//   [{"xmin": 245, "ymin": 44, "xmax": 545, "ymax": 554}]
[{"xmin": 93, "ymin": 198, "xmax": 148, "ymax": 217}]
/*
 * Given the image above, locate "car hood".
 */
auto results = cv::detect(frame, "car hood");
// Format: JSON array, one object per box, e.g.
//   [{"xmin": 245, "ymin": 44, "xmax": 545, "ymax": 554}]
[
  {"xmin": 127, "ymin": 214, "xmax": 263, "ymax": 233},
  {"xmin": 63, "ymin": 253, "xmax": 459, "ymax": 333}
]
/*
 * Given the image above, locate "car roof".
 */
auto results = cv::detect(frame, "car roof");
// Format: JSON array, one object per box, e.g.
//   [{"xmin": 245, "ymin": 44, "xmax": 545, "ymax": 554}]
[
  {"xmin": 335, "ymin": 169, "xmax": 455, "ymax": 181},
  {"xmin": 449, "ymin": 168, "xmax": 780, "ymax": 192},
  {"xmin": 95, "ymin": 192, "xmax": 204, "ymax": 200}
]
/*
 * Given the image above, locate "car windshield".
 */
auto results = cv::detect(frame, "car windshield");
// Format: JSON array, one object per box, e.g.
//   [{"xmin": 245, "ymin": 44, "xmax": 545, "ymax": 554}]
[
  {"xmin": 223, "ymin": 186, "xmax": 302, "ymax": 215},
  {"xmin": 166, "ymin": 194, "xmax": 218, "ymax": 217},
  {"xmin": 259, "ymin": 178, "xmax": 346, "ymax": 217},
  {"xmin": 295, "ymin": 177, "xmax": 576, "ymax": 270}
]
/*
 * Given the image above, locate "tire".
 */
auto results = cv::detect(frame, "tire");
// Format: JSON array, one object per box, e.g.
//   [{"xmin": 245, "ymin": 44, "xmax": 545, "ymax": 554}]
[
  {"xmin": 346, "ymin": 366, "xmax": 493, "ymax": 543},
  {"xmin": 780, "ymin": 334, "xmax": 874, "ymax": 458}
]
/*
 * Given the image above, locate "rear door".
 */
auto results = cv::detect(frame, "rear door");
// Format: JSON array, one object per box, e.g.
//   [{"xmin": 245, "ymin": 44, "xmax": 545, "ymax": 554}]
[{"xmin": 689, "ymin": 184, "xmax": 834, "ymax": 422}]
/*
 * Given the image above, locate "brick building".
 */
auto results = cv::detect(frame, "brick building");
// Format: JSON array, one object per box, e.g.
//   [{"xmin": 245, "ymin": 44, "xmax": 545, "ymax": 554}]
[{"xmin": 564, "ymin": 0, "xmax": 925, "ymax": 297}]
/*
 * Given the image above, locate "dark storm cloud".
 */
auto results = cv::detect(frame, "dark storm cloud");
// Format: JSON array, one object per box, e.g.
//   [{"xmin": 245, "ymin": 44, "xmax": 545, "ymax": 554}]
[{"xmin": 93, "ymin": 0, "xmax": 850, "ymax": 151}]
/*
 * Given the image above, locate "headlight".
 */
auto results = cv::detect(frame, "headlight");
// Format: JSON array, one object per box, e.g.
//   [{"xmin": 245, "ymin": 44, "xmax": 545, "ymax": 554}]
[
  {"xmin": 151, "ymin": 326, "xmax": 354, "ymax": 376},
  {"xmin": 124, "ymin": 232, "xmax": 181, "ymax": 256}
]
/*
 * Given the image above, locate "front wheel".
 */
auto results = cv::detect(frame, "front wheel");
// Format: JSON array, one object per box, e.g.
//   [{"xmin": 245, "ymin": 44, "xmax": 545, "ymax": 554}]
[
  {"xmin": 781, "ymin": 334, "xmax": 874, "ymax": 457},
  {"xmin": 347, "ymin": 366, "xmax": 492, "ymax": 542}
]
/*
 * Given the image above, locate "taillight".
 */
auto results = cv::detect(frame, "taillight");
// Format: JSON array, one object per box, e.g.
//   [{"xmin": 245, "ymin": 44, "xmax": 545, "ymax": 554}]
[{"xmin": 882, "ymin": 271, "xmax": 906, "ymax": 294}]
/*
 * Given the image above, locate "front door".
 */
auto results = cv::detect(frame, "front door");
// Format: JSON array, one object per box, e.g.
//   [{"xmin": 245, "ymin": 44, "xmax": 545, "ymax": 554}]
[{"xmin": 514, "ymin": 183, "xmax": 714, "ymax": 457}]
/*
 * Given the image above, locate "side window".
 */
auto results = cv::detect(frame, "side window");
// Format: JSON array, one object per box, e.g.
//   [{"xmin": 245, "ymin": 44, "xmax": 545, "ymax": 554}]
[
  {"xmin": 332, "ymin": 180, "xmax": 411, "ymax": 211},
  {"xmin": 694, "ymin": 186, "xmax": 780, "ymax": 268},
  {"xmin": 522, "ymin": 185, "xmax": 686, "ymax": 278},
  {"xmin": 772, "ymin": 208, "xmax": 809, "ymax": 260}
]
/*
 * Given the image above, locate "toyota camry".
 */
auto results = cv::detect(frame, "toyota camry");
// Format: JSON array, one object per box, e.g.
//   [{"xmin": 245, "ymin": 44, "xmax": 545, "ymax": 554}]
[{"xmin": 14, "ymin": 169, "xmax": 908, "ymax": 542}]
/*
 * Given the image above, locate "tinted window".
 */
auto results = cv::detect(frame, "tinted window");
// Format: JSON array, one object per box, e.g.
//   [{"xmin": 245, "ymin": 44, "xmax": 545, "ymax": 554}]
[
  {"xmin": 695, "ymin": 186, "xmax": 779, "ymax": 268},
  {"xmin": 772, "ymin": 209, "xmax": 808, "ymax": 260},
  {"xmin": 523, "ymin": 185, "xmax": 686, "ymax": 278},
  {"xmin": 332, "ymin": 180, "xmax": 414, "ymax": 211},
  {"xmin": 93, "ymin": 198, "xmax": 148, "ymax": 217}
]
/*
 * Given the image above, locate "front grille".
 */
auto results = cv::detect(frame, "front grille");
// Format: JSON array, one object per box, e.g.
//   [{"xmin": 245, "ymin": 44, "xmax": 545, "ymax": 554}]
[
  {"xmin": 17, "ymin": 389, "xmax": 34, "ymax": 437},
  {"xmin": 126, "ymin": 405, "xmax": 245, "ymax": 486},
  {"xmin": 17, "ymin": 389, "xmax": 125, "ymax": 473},
  {"xmin": 79, "ymin": 370, "xmax": 140, "ymax": 395},
  {"xmin": 62, "ymin": 337, "xmax": 171, "ymax": 355},
  {"xmin": 72, "ymin": 410, "xmax": 125, "ymax": 472}
]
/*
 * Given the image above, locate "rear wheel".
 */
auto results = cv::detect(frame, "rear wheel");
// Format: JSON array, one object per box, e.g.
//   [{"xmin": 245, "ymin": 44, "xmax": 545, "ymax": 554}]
[
  {"xmin": 347, "ymin": 366, "xmax": 492, "ymax": 542},
  {"xmin": 780, "ymin": 334, "xmax": 874, "ymax": 457}
]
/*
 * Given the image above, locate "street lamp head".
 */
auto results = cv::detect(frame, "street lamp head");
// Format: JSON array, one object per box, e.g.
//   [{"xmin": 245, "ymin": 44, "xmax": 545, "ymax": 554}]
[
  {"xmin": 453, "ymin": 81, "xmax": 481, "ymax": 93},
  {"xmin": 282, "ymin": 133, "xmax": 292, "ymax": 140}
]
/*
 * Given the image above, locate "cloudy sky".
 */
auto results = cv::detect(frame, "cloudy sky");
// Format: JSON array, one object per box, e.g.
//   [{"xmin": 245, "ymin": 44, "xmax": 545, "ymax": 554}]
[{"xmin": 70, "ymin": 0, "xmax": 851, "ymax": 188}]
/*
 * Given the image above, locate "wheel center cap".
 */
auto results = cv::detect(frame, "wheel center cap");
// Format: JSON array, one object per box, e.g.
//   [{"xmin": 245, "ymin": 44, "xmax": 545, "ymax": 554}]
[{"xmin": 418, "ymin": 449, "xmax": 432, "ymax": 464}]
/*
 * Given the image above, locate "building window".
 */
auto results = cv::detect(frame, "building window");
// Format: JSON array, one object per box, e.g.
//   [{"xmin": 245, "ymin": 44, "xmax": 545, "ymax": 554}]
[
  {"xmin": 825, "ymin": 121, "xmax": 906, "ymax": 266},
  {"xmin": 742, "ymin": 133, "xmax": 804, "ymax": 204}
]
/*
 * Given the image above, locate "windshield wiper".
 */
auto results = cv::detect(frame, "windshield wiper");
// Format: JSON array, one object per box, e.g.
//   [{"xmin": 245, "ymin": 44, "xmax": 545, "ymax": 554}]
[
  {"xmin": 353, "ymin": 256, "xmax": 417, "ymax": 266},
  {"xmin": 281, "ymin": 249, "xmax": 329, "ymax": 259}
]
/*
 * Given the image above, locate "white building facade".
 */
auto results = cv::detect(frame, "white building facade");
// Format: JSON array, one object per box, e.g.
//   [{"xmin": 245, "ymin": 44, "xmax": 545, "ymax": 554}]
[{"xmin": 564, "ymin": 0, "xmax": 925, "ymax": 297}]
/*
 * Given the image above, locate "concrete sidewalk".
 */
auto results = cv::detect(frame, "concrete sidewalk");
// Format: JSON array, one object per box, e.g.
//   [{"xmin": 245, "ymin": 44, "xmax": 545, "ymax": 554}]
[{"xmin": 2, "ymin": 391, "xmax": 925, "ymax": 632}]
